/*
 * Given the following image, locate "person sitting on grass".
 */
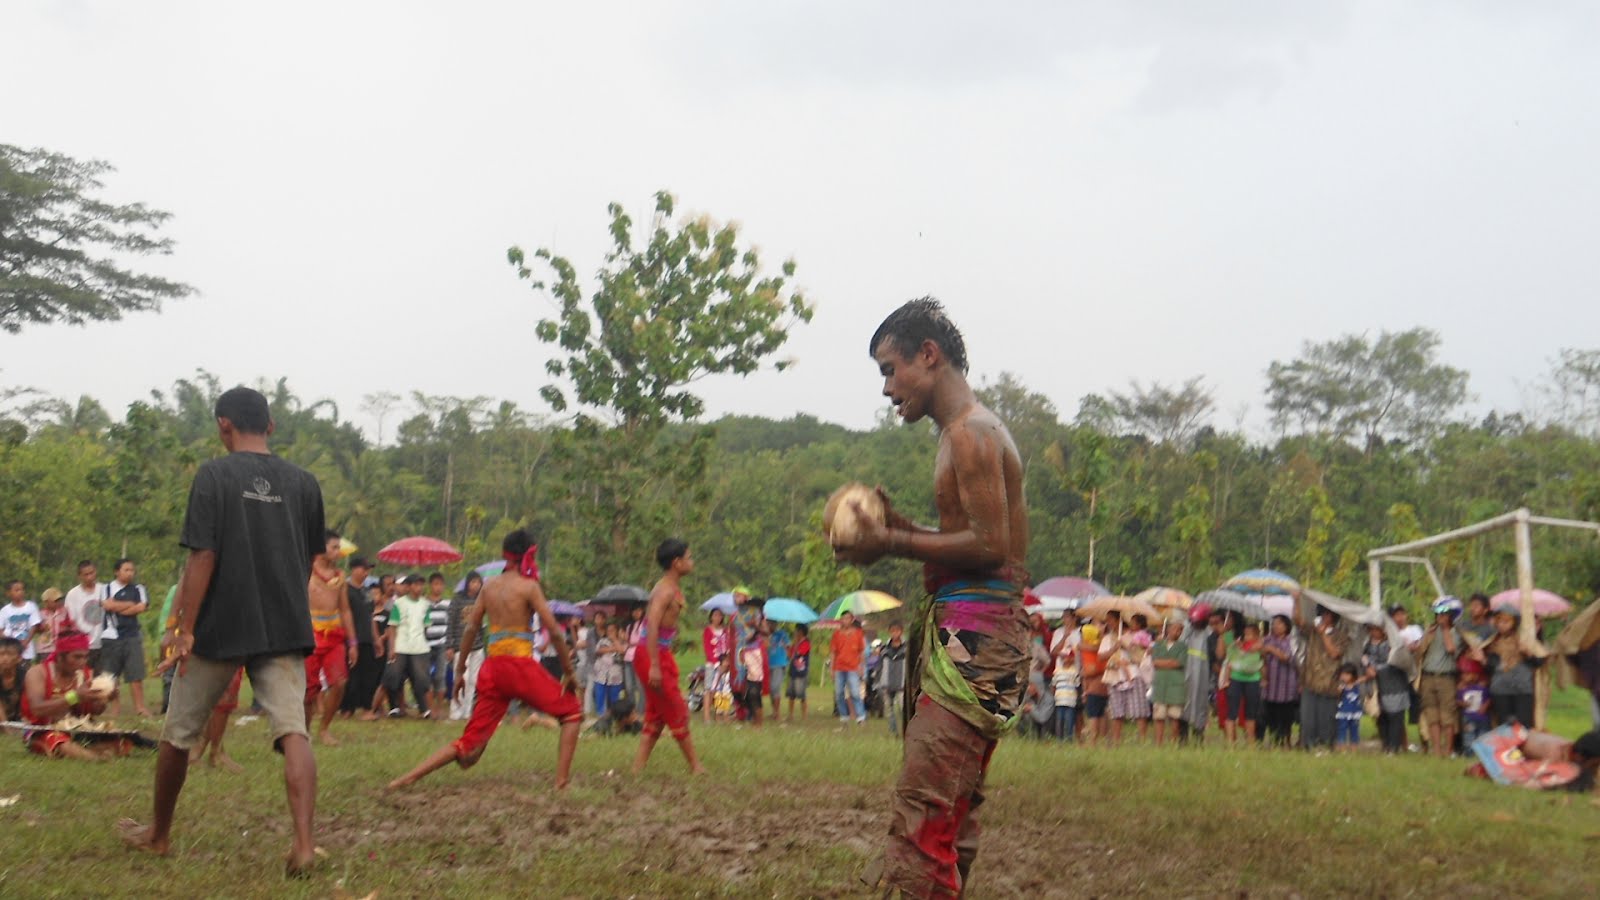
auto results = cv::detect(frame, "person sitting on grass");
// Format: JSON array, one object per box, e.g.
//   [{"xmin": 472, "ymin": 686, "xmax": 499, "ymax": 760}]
[
  {"xmin": 0, "ymin": 637, "xmax": 24, "ymax": 721},
  {"xmin": 21, "ymin": 629, "xmax": 123, "ymax": 760},
  {"xmin": 1334, "ymin": 662, "xmax": 1363, "ymax": 753}
]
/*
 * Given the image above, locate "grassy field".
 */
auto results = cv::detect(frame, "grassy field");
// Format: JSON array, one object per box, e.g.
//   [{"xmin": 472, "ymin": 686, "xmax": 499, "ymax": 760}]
[{"xmin": 1, "ymin": 684, "xmax": 1596, "ymax": 899}]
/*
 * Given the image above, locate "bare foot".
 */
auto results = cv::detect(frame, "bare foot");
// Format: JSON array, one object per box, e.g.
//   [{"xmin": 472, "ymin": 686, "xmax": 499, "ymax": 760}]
[
  {"xmin": 690, "ymin": 764, "xmax": 708, "ymax": 776},
  {"xmin": 554, "ymin": 778, "xmax": 570, "ymax": 792},
  {"xmin": 318, "ymin": 730, "xmax": 341, "ymax": 747},
  {"xmin": 118, "ymin": 819, "xmax": 170, "ymax": 857},
  {"xmin": 134, "ymin": 708, "xmax": 153, "ymax": 718},
  {"xmin": 284, "ymin": 848, "xmax": 319, "ymax": 878},
  {"xmin": 209, "ymin": 752, "xmax": 244, "ymax": 774},
  {"xmin": 385, "ymin": 775, "xmax": 411, "ymax": 792},
  {"xmin": 357, "ymin": 710, "xmax": 378, "ymax": 722}
]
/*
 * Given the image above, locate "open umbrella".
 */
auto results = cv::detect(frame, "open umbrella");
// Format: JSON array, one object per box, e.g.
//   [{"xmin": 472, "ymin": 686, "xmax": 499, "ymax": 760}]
[
  {"xmin": 1077, "ymin": 595, "xmax": 1161, "ymax": 623},
  {"xmin": 592, "ymin": 584, "xmax": 650, "ymax": 605},
  {"xmin": 821, "ymin": 590, "xmax": 902, "ymax": 620},
  {"xmin": 1032, "ymin": 576, "xmax": 1109, "ymax": 605},
  {"xmin": 1489, "ymin": 588, "xmax": 1572, "ymax": 618},
  {"xmin": 548, "ymin": 600, "xmax": 583, "ymax": 617},
  {"xmin": 701, "ymin": 592, "xmax": 737, "ymax": 615},
  {"xmin": 1195, "ymin": 589, "xmax": 1273, "ymax": 623},
  {"xmin": 763, "ymin": 597, "xmax": 819, "ymax": 624},
  {"xmin": 377, "ymin": 536, "xmax": 463, "ymax": 567},
  {"xmin": 455, "ymin": 559, "xmax": 506, "ymax": 592},
  {"xmin": 1221, "ymin": 569, "xmax": 1300, "ymax": 596},
  {"xmin": 1134, "ymin": 586, "xmax": 1193, "ymax": 616}
]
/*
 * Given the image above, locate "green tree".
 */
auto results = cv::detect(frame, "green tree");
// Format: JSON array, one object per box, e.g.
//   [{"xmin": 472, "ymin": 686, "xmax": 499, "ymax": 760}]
[
  {"xmin": 1106, "ymin": 376, "xmax": 1215, "ymax": 446},
  {"xmin": 0, "ymin": 144, "xmax": 193, "ymax": 332},
  {"xmin": 1266, "ymin": 328, "xmax": 1469, "ymax": 450},
  {"xmin": 508, "ymin": 191, "xmax": 813, "ymax": 585}
]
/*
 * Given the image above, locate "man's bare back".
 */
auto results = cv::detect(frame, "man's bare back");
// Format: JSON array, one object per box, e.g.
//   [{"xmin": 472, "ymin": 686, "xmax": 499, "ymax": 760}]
[{"xmin": 466, "ymin": 573, "xmax": 573, "ymax": 689}]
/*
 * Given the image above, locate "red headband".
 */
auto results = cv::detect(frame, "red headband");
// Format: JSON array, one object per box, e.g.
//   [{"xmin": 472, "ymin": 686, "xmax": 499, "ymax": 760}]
[
  {"xmin": 54, "ymin": 630, "xmax": 90, "ymax": 654},
  {"xmin": 503, "ymin": 546, "xmax": 540, "ymax": 582}
]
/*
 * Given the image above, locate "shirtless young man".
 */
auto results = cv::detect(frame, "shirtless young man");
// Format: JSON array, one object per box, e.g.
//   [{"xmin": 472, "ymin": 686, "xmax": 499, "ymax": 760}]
[
  {"xmin": 305, "ymin": 530, "xmax": 357, "ymax": 745},
  {"xmin": 836, "ymin": 298, "xmax": 1031, "ymax": 899},
  {"xmin": 630, "ymin": 538, "xmax": 706, "ymax": 776},
  {"xmin": 387, "ymin": 529, "xmax": 583, "ymax": 790}
]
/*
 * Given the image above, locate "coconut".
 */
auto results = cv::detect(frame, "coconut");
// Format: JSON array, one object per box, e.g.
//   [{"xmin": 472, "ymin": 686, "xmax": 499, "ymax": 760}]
[
  {"xmin": 824, "ymin": 482, "xmax": 887, "ymax": 548},
  {"xmin": 89, "ymin": 674, "xmax": 116, "ymax": 695}
]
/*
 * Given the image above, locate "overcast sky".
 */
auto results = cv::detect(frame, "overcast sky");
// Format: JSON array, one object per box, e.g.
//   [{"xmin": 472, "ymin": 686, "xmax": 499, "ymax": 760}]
[{"xmin": 7, "ymin": 1, "xmax": 1599, "ymax": 441}]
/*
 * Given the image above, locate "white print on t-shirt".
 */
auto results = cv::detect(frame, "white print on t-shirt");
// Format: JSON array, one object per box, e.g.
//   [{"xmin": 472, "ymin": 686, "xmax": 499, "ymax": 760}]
[{"xmin": 243, "ymin": 477, "xmax": 283, "ymax": 504}]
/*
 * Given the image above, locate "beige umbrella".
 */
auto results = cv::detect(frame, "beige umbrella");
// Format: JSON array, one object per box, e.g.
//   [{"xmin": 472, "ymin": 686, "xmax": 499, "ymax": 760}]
[{"xmin": 1078, "ymin": 595, "xmax": 1161, "ymax": 624}]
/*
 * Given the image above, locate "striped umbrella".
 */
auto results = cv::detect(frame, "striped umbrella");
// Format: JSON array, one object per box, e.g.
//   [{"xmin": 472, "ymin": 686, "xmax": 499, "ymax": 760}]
[
  {"xmin": 821, "ymin": 590, "xmax": 902, "ymax": 619},
  {"xmin": 1221, "ymin": 569, "xmax": 1300, "ymax": 596}
]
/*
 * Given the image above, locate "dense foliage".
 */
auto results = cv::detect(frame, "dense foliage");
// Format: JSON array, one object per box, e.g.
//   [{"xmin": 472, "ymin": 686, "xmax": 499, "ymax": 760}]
[{"xmin": 4, "ymin": 347, "xmax": 1599, "ymax": 638}]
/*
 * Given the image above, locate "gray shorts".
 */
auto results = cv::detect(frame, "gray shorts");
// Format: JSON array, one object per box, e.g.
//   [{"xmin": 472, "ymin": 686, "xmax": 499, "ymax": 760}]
[
  {"xmin": 163, "ymin": 653, "xmax": 307, "ymax": 751},
  {"xmin": 99, "ymin": 634, "xmax": 147, "ymax": 682},
  {"xmin": 786, "ymin": 673, "xmax": 808, "ymax": 700}
]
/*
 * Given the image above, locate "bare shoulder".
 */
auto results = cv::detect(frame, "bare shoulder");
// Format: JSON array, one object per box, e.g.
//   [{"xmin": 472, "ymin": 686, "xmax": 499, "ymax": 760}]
[{"xmin": 945, "ymin": 405, "xmax": 1017, "ymax": 458}]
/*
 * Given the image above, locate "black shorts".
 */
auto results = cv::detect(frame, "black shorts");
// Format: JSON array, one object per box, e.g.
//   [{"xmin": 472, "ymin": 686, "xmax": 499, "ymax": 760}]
[
  {"xmin": 741, "ymin": 681, "xmax": 764, "ymax": 715},
  {"xmin": 1083, "ymin": 693, "xmax": 1109, "ymax": 719}
]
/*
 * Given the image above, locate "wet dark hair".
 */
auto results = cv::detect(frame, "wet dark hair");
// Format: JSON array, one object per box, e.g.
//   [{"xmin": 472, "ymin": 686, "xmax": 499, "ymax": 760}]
[
  {"xmin": 1337, "ymin": 662, "xmax": 1359, "ymax": 679},
  {"xmin": 656, "ymin": 538, "xmax": 688, "ymax": 571},
  {"xmin": 214, "ymin": 386, "xmax": 271, "ymax": 435},
  {"xmin": 796, "ymin": 624, "xmax": 809, "ymax": 637},
  {"xmin": 324, "ymin": 530, "xmax": 340, "ymax": 544},
  {"xmin": 1468, "ymin": 593, "xmax": 1489, "ymax": 608},
  {"xmin": 1270, "ymin": 614, "xmax": 1292, "ymax": 634},
  {"xmin": 114, "ymin": 558, "xmax": 133, "ymax": 571},
  {"xmin": 464, "ymin": 572, "xmax": 484, "ymax": 589},
  {"xmin": 428, "ymin": 572, "xmax": 444, "ymax": 583},
  {"xmin": 503, "ymin": 529, "xmax": 536, "ymax": 559},
  {"xmin": 0, "ymin": 637, "xmax": 21, "ymax": 654},
  {"xmin": 76, "ymin": 560, "xmax": 95, "ymax": 573},
  {"xmin": 869, "ymin": 297, "xmax": 968, "ymax": 374}
]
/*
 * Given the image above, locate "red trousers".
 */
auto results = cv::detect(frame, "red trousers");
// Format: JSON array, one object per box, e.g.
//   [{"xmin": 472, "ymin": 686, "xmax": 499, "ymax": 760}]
[
  {"xmin": 633, "ymin": 645, "xmax": 689, "ymax": 739},
  {"xmin": 452, "ymin": 655, "xmax": 581, "ymax": 758}
]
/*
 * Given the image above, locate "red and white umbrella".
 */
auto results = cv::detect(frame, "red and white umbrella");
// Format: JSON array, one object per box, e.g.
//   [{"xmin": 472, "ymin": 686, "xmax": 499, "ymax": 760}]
[
  {"xmin": 376, "ymin": 536, "xmax": 463, "ymax": 567},
  {"xmin": 1489, "ymin": 588, "xmax": 1571, "ymax": 618}
]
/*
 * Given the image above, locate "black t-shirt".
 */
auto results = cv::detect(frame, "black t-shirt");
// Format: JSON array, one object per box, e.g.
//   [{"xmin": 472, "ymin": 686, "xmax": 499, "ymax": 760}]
[
  {"xmin": 346, "ymin": 582, "xmax": 374, "ymax": 647},
  {"xmin": 179, "ymin": 451, "xmax": 325, "ymax": 660}
]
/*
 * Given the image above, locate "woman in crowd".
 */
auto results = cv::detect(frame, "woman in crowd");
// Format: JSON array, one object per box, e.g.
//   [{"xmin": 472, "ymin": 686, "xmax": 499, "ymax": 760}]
[
  {"xmin": 1478, "ymin": 608, "xmax": 1543, "ymax": 729},
  {"xmin": 1363, "ymin": 623, "xmax": 1410, "ymax": 753},
  {"xmin": 1260, "ymin": 615, "xmax": 1300, "ymax": 747}
]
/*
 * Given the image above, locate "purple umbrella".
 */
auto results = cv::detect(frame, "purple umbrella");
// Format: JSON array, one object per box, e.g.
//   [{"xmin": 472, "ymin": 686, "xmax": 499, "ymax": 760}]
[
  {"xmin": 1032, "ymin": 576, "xmax": 1110, "ymax": 604},
  {"xmin": 549, "ymin": 600, "xmax": 583, "ymax": 617},
  {"xmin": 454, "ymin": 560, "xmax": 506, "ymax": 592}
]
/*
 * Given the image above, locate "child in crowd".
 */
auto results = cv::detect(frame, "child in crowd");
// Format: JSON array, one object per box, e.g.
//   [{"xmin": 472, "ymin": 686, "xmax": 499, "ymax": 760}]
[
  {"xmin": 1458, "ymin": 661, "xmax": 1491, "ymax": 749},
  {"xmin": 1051, "ymin": 646, "xmax": 1080, "ymax": 741},
  {"xmin": 32, "ymin": 588, "xmax": 67, "ymax": 661},
  {"xmin": 1335, "ymin": 663, "xmax": 1363, "ymax": 752},
  {"xmin": 739, "ymin": 633, "xmax": 765, "ymax": 725},
  {"xmin": 1078, "ymin": 623, "xmax": 1106, "ymax": 746},
  {"xmin": 710, "ymin": 656, "xmax": 734, "ymax": 722},
  {"xmin": 0, "ymin": 637, "xmax": 23, "ymax": 722},
  {"xmin": 1223, "ymin": 622, "xmax": 1264, "ymax": 745},
  {"xmin": 787, "ymin": 624, "xmax": 810, "ymax": 721}
]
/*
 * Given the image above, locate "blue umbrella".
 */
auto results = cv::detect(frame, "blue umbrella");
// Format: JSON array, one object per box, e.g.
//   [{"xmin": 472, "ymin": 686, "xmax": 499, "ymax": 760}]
[
  {"xmin": 763, "ymin": 597, "xmax": 818, "ymax": 623},
  {"xmin": 701, "ymin": 592, "xmax": 737, "ymax": 615}
]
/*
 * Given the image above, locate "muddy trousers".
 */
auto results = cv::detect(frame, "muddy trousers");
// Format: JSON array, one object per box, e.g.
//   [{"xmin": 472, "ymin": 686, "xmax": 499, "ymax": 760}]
[{"xmin": 882, "ymin": 696, "xmax": 993, "ymax": 899}]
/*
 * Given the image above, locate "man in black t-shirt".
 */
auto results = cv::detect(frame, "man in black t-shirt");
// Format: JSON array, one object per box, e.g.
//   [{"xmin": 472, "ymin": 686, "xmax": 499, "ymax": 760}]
[
  {"xmin": 340, "ymin": 556, "xmax": 382, "ymax": 717},
  {"xmin": 121, "ymin": 387, "xmax": 327, "ymax": 877}
]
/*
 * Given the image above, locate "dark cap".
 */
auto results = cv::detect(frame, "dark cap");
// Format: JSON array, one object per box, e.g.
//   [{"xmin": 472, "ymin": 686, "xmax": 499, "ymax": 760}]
[
  {"xmin": 348, "ymin": 556, "xmax": 374, "ymax": 570},
  {"xmin": 400, "ymin": 574, "xmax": 423, "ymax": 585}
]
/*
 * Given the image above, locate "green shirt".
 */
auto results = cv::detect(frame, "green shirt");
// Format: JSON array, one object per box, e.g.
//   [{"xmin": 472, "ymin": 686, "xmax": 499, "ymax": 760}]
[
  {"xmin": 1227, "ymin": 640, "xmax": 1264, "ymax": 682},
  {"xmin": 1151, "ymin": 640, "xmax": 1188, "ymax": 706},
  {"xmin": 390, "ymin": 596, "xmax": 431, "ymax": 655}
]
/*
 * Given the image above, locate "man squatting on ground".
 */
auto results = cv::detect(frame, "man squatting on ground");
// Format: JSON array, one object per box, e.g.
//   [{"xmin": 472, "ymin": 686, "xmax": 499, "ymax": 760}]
[{"xmin": 836, "ymin": 298, "xmax": 1032, "ymax": 898}]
